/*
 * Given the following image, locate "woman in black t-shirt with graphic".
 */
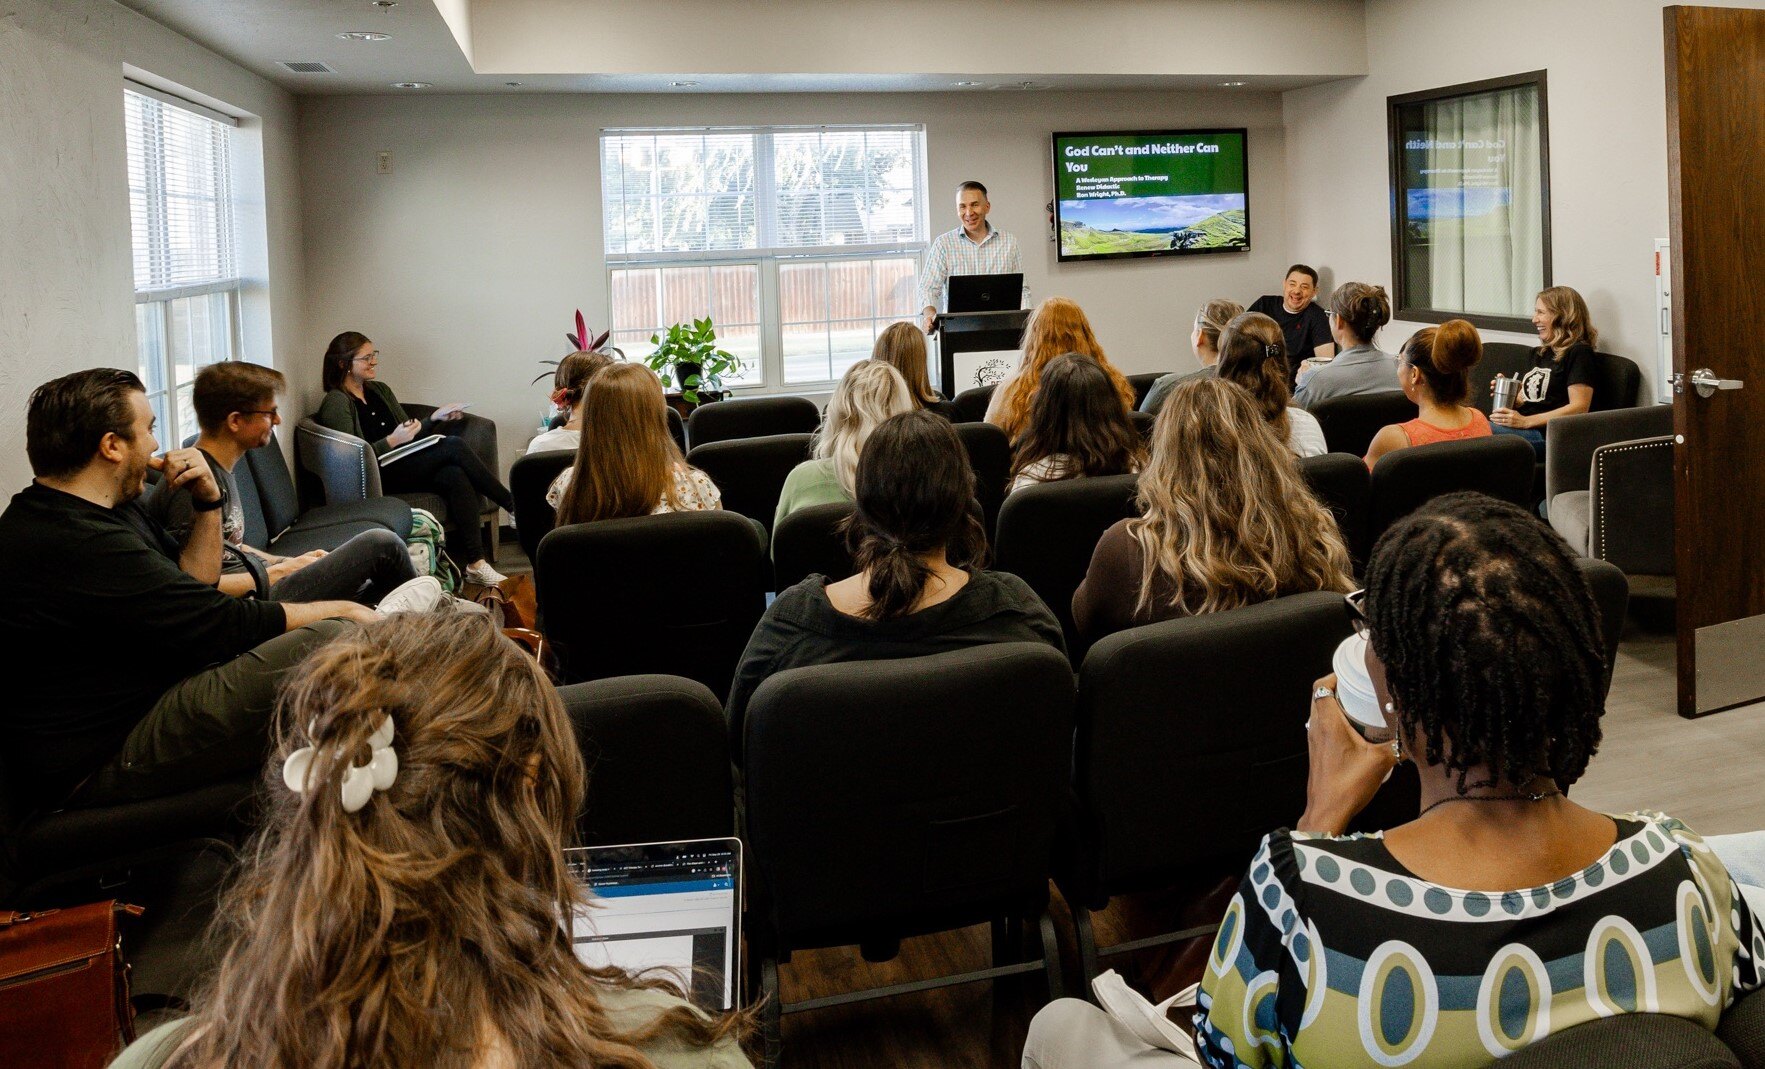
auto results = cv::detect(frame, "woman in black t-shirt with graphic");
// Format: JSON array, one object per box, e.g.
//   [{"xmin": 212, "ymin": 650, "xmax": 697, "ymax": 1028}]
[{"xmin": 1490, "ymin": 286, "xmax": 1598, "ymax": 456}]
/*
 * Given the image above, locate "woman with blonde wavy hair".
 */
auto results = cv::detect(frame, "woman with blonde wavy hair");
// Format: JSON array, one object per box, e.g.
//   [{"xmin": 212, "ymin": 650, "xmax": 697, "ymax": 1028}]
[
  {"xmin": 111, "ymin": 613, "xmax": 752, "ymax": 1069},
  {"xmin": 548, "ymin": 362, "xmax": 721, "ymax": 523},
  {"xmin": 983, "ymin": 297, "xmax": 1136, "ymax": 439},
  {"xmin": 1071, "ymin": 377, "xmax": 1354, "ymax": 647},
  {"xmin": 1489, "ymin": 285, "xmax": 1599, "ymax": 456},
  {"xmin": 774, "ymin": 359, "xmax": 914, "ymax": 527}
]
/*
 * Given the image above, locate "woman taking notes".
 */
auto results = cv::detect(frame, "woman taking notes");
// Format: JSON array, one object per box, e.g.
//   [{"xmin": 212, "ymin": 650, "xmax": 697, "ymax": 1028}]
[{"xmin": 314, "ymin": 331, "xmax": 515, "ymax": 585}]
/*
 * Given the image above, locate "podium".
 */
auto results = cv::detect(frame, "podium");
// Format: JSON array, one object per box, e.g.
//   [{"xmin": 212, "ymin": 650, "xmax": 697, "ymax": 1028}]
[{"xmin": 932, "ymin": 309, "xmax": 1030, "ymax": 397}]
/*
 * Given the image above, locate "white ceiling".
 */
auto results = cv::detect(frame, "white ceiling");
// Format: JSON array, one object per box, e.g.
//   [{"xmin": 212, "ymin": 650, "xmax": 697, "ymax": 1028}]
[{"xmin": 115, "ymin": 0, "xmax": 1358, "ymax": 96}]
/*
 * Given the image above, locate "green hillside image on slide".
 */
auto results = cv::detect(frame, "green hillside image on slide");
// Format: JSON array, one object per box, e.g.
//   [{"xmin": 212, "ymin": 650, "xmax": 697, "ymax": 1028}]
[{"xmin": 1059, "ymin": 208, "xmax": 1246, "ymax": 255}]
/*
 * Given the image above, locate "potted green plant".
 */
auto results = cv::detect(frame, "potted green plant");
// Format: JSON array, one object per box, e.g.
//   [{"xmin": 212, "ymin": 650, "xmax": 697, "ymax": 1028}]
[{"xmin": 644, "ymin": 317, "xmax": 745, "ymax": 407}]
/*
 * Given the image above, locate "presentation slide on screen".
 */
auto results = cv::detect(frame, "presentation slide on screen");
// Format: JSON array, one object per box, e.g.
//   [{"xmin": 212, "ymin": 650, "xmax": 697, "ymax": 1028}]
[
  {"xmin": 1053, "ymin": 130, "xmax": 1248, "ymax": 260},
  {"xmin": 1401, "ymin": 135, "xmax": 1513, "ymax": 233}
]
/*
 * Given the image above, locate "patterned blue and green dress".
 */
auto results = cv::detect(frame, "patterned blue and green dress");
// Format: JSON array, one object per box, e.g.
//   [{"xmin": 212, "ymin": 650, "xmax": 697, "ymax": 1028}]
[{"xmin": 1195, "ymin": 812, "xmax": 1763, "ymax": 1067}]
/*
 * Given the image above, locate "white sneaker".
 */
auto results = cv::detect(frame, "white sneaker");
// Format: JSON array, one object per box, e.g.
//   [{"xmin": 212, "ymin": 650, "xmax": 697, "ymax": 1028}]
[
  {"xmin": 463, "ymin": 561, "xmax": 508, "ymax": 586},
  {"xmin": 376, "ymin": 575, "xmax": 447, "ymax": 614}
]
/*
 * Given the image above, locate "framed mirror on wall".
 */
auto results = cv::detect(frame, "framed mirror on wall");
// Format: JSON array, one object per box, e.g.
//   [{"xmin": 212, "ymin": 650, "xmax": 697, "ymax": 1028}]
[{"xmin": 1387, "ymin": 71, "xmax": 1551, "ymax": 333}]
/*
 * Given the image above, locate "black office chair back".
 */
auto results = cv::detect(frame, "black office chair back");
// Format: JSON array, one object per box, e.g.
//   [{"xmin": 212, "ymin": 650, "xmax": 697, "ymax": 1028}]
[
  {"xmin": 1296, "ymin": 452, "xmax": 1373, "ymax": 571},
  {"xmin": 1126, "ymin": 372, "xmax": 1162, "ymax": 408},
  {"xmin": 1308, "ymin": 391, "xmax": 1418, "ymax": 457},
  {"xmin": 743, "ymin": 642, "xmax": 1074, "ymax": 952},
  {"xmin": 1065, "ymin": 591, "xmax": 1354, "ymax": 905},
  {"xmin": 1587, "ymin": 352, "xmax": 1644, "ymax": 411},
  {"xmin": 954, "ymin": 421, "xmax": 1011, "ymax": 539},
  {"xmin": 994, "ymin": 474, "xmax": 1140, "ymax": 660},
  {"xmin": 686, "ymin": 395, "xmax": 819, "ymax": 448},
  {"xmin": 950, "ymin": 384, "xmax": 995, "ymax": 423},
  {"xmin": 1367, "ymin": 436, "xmax": 1537, "ymax": 547},
  {"xmin": 1574, "ymin": 556, "xmax": 1629, "ymax": 696},
  {"xmin": 1128, "ymin": 409, "xmax": 1155, "ymax": 444},
  {"xmin": 771, "ymin": 501, "xmax": 858, "ymax": 591},
  {"xmin": 509, "ymin": 449, "xmax": 575, "ymax": 563},
  {"xmin": 558, "ymin": 675, "xmax": 734, "ymax": 846},
  {"xmin": 685, "ymin": 432, "xmax": 813, "ymax": 537},
  {"xmin": 534, "ymin": 511, "xmax": 767, "ymax": 698}
]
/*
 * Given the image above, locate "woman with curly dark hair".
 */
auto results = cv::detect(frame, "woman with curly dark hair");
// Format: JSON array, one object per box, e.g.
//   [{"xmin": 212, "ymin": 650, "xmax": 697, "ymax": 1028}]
[{"xmin": 1007, "ymin": 353, "xmax": 1145, "ymax": 494}]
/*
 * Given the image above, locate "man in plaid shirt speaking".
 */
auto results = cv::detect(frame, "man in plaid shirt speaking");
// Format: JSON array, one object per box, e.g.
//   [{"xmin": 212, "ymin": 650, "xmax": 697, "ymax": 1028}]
[{"xmin": 917, "ymin": 180, "xmax": 1028, "ymax": 333}]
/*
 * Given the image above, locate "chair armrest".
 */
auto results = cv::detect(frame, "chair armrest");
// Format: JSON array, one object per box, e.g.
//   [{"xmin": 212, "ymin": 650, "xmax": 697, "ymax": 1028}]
[
  {"xmin": 295, "ymin": 417, "xmax": 383, "ymax": 506},
  {"xmin": 1545, "ymin": 406, "xmax": 1674, "ymax": 502},
  {"xmin": 1590, "ymin": 435, "xmax": 1675, "ymax": 576}
]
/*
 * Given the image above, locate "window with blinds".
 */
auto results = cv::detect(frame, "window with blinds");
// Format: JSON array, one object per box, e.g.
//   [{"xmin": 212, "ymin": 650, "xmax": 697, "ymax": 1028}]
[
  {"xmin": 601, "ymin": 125, "xmax": 928, "ymax": 389},
  {"xmin": 126, "ymin": 86, "xmax": 242, "ymax": 442}
]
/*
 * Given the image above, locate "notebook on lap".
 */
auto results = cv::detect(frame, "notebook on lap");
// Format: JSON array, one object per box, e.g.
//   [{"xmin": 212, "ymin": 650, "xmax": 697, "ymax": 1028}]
[{"xmin": 565, "ymin": 837, "xmax": 743, "ymax": 1011}]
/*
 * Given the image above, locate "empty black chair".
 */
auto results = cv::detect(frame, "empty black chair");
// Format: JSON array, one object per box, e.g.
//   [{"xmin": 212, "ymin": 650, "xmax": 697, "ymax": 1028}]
[
  {"xmin": 686, "ymin": 432, "xmax": 813, "ymax": 538},
  {"xmin": 771, "ymin": 501, "xmax": 858, "ymax": 591},
  {"xmin": 1296, "ymin": 452, "xmax": 1373, "ymax": 570},
  {"xmin": 1126, "ymin": 372, "xmax": 1162, "ymax": 408},
  {"xmin": 558, "ymin": 674, "xmax": 734, "ymax": 846},
  {"xmin": 743, "ymin": 643, "xmax": 1075, "ymax": 1062},
  {"xmin": 1367, "ymin": 436, "xmax": 1536, "ymax": 548},
  {"xmin": 534, "ymin": 511, "xmax": 768, "ymax": 699},
  {"xmin": 1058, "ymin": 590, "xmax": 1355, "ymax": 983},
  {"xmin": 1545, "ymin": 406, "xmax": 1675, "ymax": 582},
  {"xmin": 994, "ymin": 474, "xmax": 1140, "ymax": 661},
  {"xmin": 1307, "ymin": 390, "xmax": 1417, "ymax": 457},
  {"xmin": 687, "ymin": 395, "xmax": 820, "ymax": 448},
  {"xmin": 954, "ymin": 421, "xmax": 1011, "ymax": 539},
  {"xmin": 950, "ymin": 383, "xmax": 995, "ymax": 423},
  {"xmin": 509, "ymin": 448, "xmax": 575, "ymax": 563}
]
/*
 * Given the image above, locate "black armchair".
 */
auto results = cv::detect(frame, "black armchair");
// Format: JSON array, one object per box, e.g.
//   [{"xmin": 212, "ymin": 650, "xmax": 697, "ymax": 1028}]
[
  {"xmin": 1308, "ymin": 391, "xmax": 1417, "ymax": 457},
  {"xmin": 1545, "ymin": 406, "xmax": 1675, "ymax": 583},
  {"xmin": 687, "ymin": 395, "xmax": 820, "ymax": 448}
]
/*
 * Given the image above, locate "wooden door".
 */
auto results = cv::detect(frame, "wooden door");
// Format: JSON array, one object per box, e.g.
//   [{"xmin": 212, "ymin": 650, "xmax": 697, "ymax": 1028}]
[{"xmin": 1665, "ymin": 6, "xmax": 1765, "ymax": 717}]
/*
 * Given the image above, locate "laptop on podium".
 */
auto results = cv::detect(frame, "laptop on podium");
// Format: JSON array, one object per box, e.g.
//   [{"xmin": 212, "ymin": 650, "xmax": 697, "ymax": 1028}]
[{"xmin": 946, "ymin": 272, "xmax": 1024, "ymax": 315}]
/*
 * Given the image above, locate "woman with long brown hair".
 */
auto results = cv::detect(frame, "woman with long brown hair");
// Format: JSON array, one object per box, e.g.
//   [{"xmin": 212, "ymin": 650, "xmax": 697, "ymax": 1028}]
[
  {"xmin": 871, "ymin": 321, "xmax": 945, "ymax": 410},
  {"xmin": 1215, "ymin": 311, "xmax": 1327, "ymax": 456},
  {"xmin": 726, "ymin": 410, "xmax": 1063, "ymax": 736},
  {"xmin": 111, "ymin": 614, "xmax": 752, "ymax": 1068},
  {"xmin": 1072, "ymin": 377, "xmax": 1353, "ymax": 646},
  {"xmin": 1008, "ymin": 353, "xmax": 1145, "ymax": 493},
  {"xmin": 1490, "ymin": 285, "xmax": 1599, "ymax": 456},
  {"xmin": 547, "ymin": 363, "xmax": 721, "ymax": 523},
  {"xmin": 983, "ymin": 297, "xmax": 1136, "ymax": 439}
]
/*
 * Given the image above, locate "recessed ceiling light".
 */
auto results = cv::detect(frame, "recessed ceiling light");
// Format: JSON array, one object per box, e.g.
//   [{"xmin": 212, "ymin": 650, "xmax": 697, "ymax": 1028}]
[
  {"xmin": 339, "ymin": 31, "xmax": 391, "ymax": 41},
  {"xmin": 371, "ymin": 1, "xmax": 398, "ymax": 7},
  {"xmin": 670, "ymin": 80, "xmax": 699, "ymax": 88},
  {"xmin": 953, "ymin": 80, "xmax": 982, "ymax": 87},
  {"xmin": 390, "ymin": 81, "xmax": 431, "ymax": 89},
  {"xmin": 1218, "ymin": 80, "xmax": 1248, "ymax": 87},
  {"xmin": 505, "ymin": 81, "xmax": 524, "ymax": 87}
]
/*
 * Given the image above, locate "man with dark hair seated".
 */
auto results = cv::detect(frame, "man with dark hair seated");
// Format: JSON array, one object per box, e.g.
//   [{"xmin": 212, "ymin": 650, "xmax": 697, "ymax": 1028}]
[
  {"xmin": 147, "ymin": 361, "xmax": 418, "ymax": 605},
  {"xmin": 0, "ymin": 368, "xmax": 376, "ymax": 808}
]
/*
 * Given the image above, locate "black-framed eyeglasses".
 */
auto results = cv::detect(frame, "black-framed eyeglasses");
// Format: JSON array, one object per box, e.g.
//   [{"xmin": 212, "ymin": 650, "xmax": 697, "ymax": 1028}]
[
  {"xmin": 353, "ymin": 352, "xmax": 381, "ymax": 364},
  {"xmin": 1345, "ymin": 588, "xmax": 1369, "ymax": 636}
]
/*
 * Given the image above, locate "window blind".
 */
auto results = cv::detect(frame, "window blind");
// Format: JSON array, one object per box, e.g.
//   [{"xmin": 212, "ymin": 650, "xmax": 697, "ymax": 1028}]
[{"xmin": 126, "ymin": 88, "xmax": 237, "ymax": 294}]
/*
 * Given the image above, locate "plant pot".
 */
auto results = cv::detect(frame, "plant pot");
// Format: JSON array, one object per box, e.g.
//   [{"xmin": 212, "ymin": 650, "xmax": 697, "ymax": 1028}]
[{"xmin": 674, "ymin": 361, "xmax": 703, "ymax": 390}]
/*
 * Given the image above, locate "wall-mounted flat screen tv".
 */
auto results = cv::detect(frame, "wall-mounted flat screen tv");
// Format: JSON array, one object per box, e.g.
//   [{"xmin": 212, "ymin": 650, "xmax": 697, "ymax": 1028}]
[{"xmin": 1051, "ymin": 128, "xmax": 1249, "ymax": 262}]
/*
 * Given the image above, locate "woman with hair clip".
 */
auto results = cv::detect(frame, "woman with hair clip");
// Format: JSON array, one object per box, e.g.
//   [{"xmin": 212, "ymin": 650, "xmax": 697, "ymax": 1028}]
[
  {"xmin": 1007, "ymin": 353, "xmax": 1146, "ymax": 494},
  {"xmin": 1028, "ymin": 494, "xmax": 1765, "ymax": 1068},
  {"xmin": 1292, "ymin": 282, "xmax": 1398, "ymax": 408},
  {"xmin": 111, "ymin": 614, "xmax": 753, "ymax": 1069},
  {"xmin": 984, "ymin": 297, "xmax": 1136, "ymax": 439},
  {"xmin": 1364, "ymin": 320, "xmax": 1491, "ymax": 469},
  {"xmin": 726, "ymin": 409, "xmax": 1063, "ymax": 735},
  {"xmin": 1490, "ymin": 285, "xmax": 1599, "ymax": 456},
  {"xmin": 871, "ymin": 321, "xmax": 957, "ymax": 418},
  {"xmin": 774, "ymin": 359, "xmax": 914, "ymax": 527},
  {"xmin": 1071, "ymin": 377, "xmax": 1353, "ymax": 647},
  {"xmin": 547, "ymin": 363, "xmax": 721, "ymax": 523},
  {"xmin": 1139, "ymin": 298, "xmax": 1242, "ymax": 417},
  {"xmin": 1215, "ymin": 311, "xmax": 1328, "ymax": 456},
  {"xmin": 529, "ymin": 350, "xmax": 616, "ymax": 454},
  {"xmin": 314, "ymin": 331, "xmax": 516, "ymax": 585}
]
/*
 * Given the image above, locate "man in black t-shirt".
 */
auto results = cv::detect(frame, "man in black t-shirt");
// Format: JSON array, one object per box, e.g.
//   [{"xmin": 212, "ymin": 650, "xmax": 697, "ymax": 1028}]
[
  {"xmin": 1248, "ymin": 263, "xmax": 1335, "ymax": 384},
  {"xmin": 0, "ymin": 369, "xmax": 374, "ymax": 806}
]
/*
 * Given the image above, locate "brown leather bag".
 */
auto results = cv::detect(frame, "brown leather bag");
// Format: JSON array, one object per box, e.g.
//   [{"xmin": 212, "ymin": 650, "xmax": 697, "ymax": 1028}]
[{"xmin": 0, "ymin": 901, "xmax": 144, "ymax": 1068}]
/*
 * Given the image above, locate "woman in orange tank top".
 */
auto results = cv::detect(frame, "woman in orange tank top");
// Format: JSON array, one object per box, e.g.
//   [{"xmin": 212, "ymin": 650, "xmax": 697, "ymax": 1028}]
[{"xmin": 1364, "ymin": 319, "xmax": 1490, "ymax": 469}]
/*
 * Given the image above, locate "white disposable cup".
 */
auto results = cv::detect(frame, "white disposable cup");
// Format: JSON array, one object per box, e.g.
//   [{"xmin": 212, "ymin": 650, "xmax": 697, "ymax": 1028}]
[{"xmin": 1331, "ymin": 633, "xmax": 1388, "ymax": 739}]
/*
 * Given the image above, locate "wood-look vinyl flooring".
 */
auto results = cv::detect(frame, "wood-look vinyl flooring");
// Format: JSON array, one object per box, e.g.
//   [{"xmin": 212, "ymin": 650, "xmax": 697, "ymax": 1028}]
[{"xmin": 496, "ymin": 545, "xmax": 1765, "ymax": 1068}]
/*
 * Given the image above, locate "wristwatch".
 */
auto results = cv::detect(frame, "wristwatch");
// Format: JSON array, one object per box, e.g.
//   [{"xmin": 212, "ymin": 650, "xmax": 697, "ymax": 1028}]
[{"xmin": 193, "ymin": 494, "xmax": 226, "ymax": 513}]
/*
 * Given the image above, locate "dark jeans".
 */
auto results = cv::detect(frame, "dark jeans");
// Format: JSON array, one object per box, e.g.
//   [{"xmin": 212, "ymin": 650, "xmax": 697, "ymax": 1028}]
[
  {"xmin": 1493, "ymin": 422, "xmax": 1546, "ymax": 458},
  {"xmin": 71, "ymin": 619, "xmax": 350, "ymax": 807},
  {"xmin": 269, "ymin": 528, "xmax": 415, "ymax": 604},
  {"xmin": 380, "ymin": 436, "xmax": 513, "ymax": 563}
]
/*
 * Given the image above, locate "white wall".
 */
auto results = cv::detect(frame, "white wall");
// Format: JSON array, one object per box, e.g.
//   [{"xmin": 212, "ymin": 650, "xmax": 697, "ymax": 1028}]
[
  {"xmin": 299, "ymin": 90, "xmax": 1291, "ymax": 478},
  {"xmin": 1283, "ymin": 0, "xmax": 1765, "ymax": 401},
  {"xmin": 0, "ymin": 0, "xmax": 302, "ymax": 491}
]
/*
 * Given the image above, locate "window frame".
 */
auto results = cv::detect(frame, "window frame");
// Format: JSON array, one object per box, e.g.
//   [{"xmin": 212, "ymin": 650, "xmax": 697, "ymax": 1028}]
[
  {"xmin": 601, "ymin": 124, "xmax": 930, "ymax": 395},
  {"xmin": 1386, "ymin": 70, "xmax": 1552, "ymax": 333}
]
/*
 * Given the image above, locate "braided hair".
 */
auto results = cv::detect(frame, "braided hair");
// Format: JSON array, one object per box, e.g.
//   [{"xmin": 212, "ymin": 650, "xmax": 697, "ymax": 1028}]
[{"xmin": 1364, "ymin": 492, "xmax": 1606, "ymax": 794}]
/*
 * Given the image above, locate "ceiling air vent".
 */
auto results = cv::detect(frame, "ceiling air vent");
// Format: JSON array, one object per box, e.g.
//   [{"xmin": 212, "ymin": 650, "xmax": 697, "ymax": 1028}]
[{"xmin": 279, "ymin": 61, "xmax": 337, "ymax": 74}]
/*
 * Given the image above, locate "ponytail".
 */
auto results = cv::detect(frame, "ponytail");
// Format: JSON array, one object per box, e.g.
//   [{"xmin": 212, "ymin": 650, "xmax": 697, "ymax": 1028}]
[
  {"xmin": 1328, "ymin": 283, "xmax": 1391, "ymax": 345},
  {"xmin": 1403, "ymin": 320, "xmax": 1481, "ymax": 405}
]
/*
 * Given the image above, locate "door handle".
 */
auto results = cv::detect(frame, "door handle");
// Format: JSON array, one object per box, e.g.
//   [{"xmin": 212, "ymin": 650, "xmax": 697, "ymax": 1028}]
[{"xmin": 1672, "ymin": 368, "xmax": 1745, "ymax": 398}]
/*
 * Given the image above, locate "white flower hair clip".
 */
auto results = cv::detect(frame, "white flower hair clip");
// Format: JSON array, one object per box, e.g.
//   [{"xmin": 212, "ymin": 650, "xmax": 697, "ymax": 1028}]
[{"xmin": 281, "ymin": 716, "xmax": 399, "ymax": 813}]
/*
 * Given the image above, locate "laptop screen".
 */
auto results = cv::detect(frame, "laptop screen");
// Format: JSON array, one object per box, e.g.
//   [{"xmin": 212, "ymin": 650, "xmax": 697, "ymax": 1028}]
[{"xmin": 565, "ymin": 838, "xmax": 742, "ymax": 1011}]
